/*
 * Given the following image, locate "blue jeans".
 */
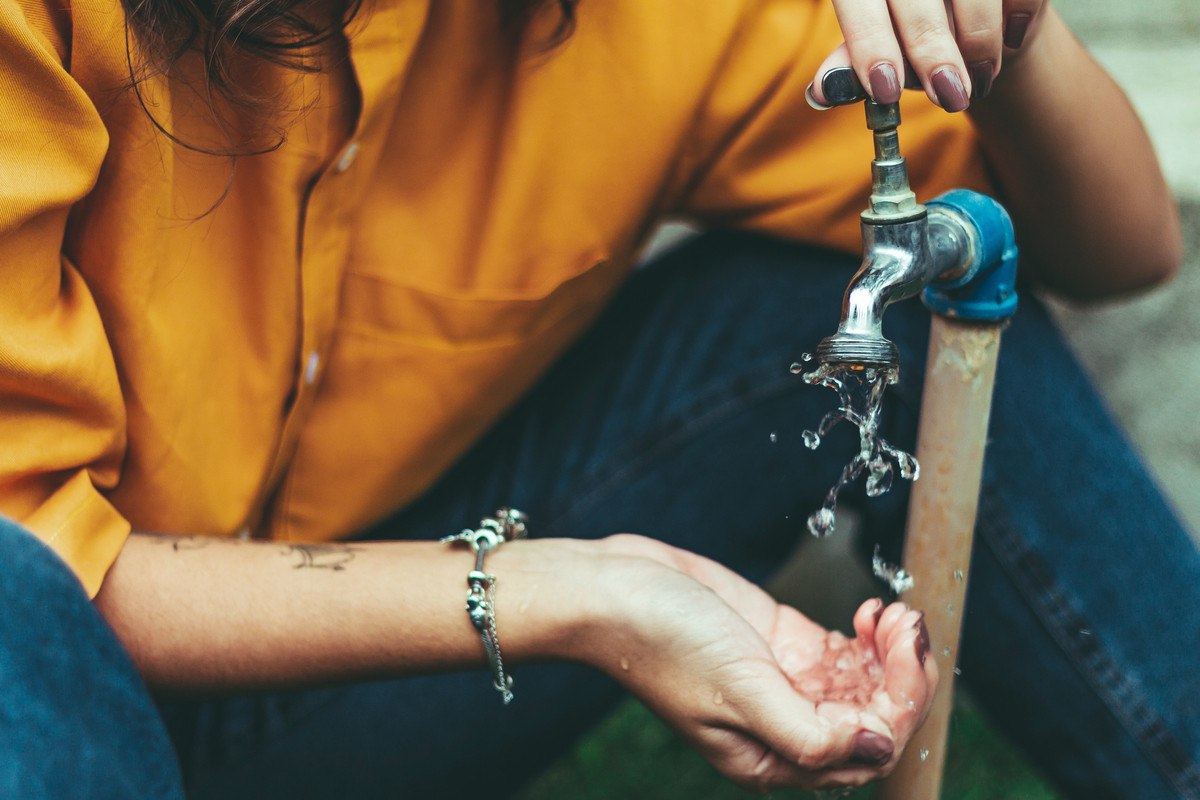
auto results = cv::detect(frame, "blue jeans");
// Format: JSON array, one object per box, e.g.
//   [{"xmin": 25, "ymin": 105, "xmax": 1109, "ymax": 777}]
[
  {"xmin": 4, "ymin": 232, "xmax": 1198, "ymax": 798},
  {"xmin": 0, "ymin": 522, "xmax": 183, "ymax": 799}
]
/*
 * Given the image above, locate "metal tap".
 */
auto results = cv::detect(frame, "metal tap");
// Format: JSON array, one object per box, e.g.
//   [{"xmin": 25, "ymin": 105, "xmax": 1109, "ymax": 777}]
[{"xmin": 816, "ymin": 89, "xmax": 982, "ymax": 368}]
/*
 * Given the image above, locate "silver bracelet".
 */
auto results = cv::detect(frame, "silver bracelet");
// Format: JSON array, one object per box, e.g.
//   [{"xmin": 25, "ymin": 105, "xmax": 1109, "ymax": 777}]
[{"xmin": 440, "ymin": 508, "xmax": 528, "ymax": 704}]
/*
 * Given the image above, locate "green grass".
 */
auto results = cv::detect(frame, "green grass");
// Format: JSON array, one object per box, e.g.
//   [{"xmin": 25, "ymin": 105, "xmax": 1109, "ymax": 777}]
[{"xmin": 518, "ymin": 691, "xmax": 1063, "ymax": 800}]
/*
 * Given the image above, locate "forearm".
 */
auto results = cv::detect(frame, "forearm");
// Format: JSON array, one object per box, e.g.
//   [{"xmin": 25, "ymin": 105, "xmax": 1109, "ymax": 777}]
[
  {"xmin": 967, "ymin": 6, "xmax": 1182, "ymax": 298},
  {"xmin": 93, "ymin": 531, "xmax": 599, "ymax": 693}
]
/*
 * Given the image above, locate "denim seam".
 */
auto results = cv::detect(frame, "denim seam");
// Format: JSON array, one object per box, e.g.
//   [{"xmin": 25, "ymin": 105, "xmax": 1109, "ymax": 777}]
[
  {"xmin": 976, "ymin": 492, "xmax": 1200, "ymax": 799},
  {"xmin": 545, "ymin": 364, "xmax": 802, "ymax": 536}
]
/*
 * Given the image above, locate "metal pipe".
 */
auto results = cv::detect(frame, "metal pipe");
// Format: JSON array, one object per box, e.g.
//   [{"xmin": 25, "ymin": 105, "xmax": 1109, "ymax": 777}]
[{"xmin": 877, "ymin": 317, "xmax": 1003, "ymax": 800}]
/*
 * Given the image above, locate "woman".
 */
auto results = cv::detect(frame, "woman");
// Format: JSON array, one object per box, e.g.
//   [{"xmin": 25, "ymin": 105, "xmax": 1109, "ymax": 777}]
[{"xmin": 0, "ymin": 0, "xmax": 1192, "ymax": 797}]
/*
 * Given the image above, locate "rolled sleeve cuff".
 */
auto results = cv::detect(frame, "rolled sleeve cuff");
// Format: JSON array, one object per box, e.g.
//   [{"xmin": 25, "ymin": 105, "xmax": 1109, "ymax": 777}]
[{"xmin": 23, "ymin": 471, "xmax": 131, "ymax": 598}]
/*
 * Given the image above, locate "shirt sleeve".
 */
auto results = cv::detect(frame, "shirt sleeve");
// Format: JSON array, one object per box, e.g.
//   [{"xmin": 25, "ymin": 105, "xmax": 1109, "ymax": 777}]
[
  {"xmin": 672, "ymin": 0, "xmax": 993, "ymax": 254},
  {"xmin": 1, "ymin": 2, "xmax": 131, "ymax": 597}
]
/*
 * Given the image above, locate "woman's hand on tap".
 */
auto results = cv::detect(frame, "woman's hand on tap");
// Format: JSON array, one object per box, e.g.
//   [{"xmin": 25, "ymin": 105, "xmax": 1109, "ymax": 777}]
[{"xmin": 808, "ymin": 0, "xmax": 1048, "ymax": 111}]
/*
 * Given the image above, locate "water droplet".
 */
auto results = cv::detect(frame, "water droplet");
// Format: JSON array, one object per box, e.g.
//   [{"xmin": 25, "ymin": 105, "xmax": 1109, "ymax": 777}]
[
  {"xmin": 1079, "ymin": 628, "xmax": 1092, "ymax": 637},
  {"xmin": 802, "ymin": 430, "xmax": 821, "ymax": 449},
  {"xmin": 619, "ymin": 657, "xmax": 630, "ymax": 671},
  {"xmin": 802, "ymin": 352, "xmax": 813, "ymax": 362},
  {"xmin": 943, "ymin": 646, "xmax": 952, "ymax": 656},
  {"xmin": 897, "ymin": 451, "xmax": 920, "ymax": 480},
  {"xmin": 866, "ymin": 460, "xmax": 893, "ymax": 497},
  {"xmin": 769, "ymin": 431, "xmax": 778, "ymax": 443},
  {"xmin": 946, "ymin": 603, "xmax": 954, "ymax": 613},
  {"xmin": 953, "ymin": 569, "xmax": 964, "ymax": 582},
  {"xmin": 953, "ymin": 667, "xmax": 962, "ymax": 676},
  {"xmin": 807, "ymin": 507, "xmax": 836, "ymax": 538},
  {"xmin": 790, "ymin": 362, "xmax": 804, "ymax": 374},
  {"xmin": 871, "ymin": 544, "xmax": 914, "ymax": 594},
  {"xmin": 919, "ymin": 749, "xmax": 930, "ymax": 762},
  {"xmin": 713, "ymin": 691, "xmax": 724, "ymax": 705}
]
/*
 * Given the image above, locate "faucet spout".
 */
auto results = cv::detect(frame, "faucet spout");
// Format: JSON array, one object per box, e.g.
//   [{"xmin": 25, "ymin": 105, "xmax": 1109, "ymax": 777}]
[
  {"xmin": 817, "ymin": 216, "xmax": 929, "ymax": 368},
  {"xmin": 817, "ymin": 203, "xmax": 977, "ymax": 368}
]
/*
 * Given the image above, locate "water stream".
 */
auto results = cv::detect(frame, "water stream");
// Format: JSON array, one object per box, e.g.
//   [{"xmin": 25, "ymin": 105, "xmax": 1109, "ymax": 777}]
[{"xmin": 794, "ymin": 354, "xmax": 919, "ymax": 539}]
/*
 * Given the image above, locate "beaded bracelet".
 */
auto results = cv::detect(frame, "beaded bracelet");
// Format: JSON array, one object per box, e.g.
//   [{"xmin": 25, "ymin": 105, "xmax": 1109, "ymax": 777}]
[{"xmin": 440, "ymin": 508, "xmax": 528, "ymax": 704}]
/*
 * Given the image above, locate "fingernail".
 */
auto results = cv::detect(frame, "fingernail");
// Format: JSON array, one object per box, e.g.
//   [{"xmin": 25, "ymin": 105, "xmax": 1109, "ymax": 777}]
[
  {"xmin": 872, "ymin": 599, "xmax": 885, "ymax": 626},
  {"xmin": 805, "ymin": 82, "xmax": 833, "ymax": 111},
  {"xmin": 869, "ymin": 62, "xmax": 902, "ymax": 104},
  {"xmin": 914, "ymin": 613, "xmax": 930, "ymax": 666},
  {"xmin": 968, "ymin": 60, "xmax": 995, "ymax": 100},
  {"xmin": 1005, "ymin": 12, "xmax": 1032, "ymax": 49},
  {"xmin": 822, "ymin": 66, "xmax": 866, "ymax": 105},
  {"xmin": 849, "ymin": 730, "xmax": 895, "ymax": 766},
  {"xmin": 930, "ymin": 66, "xmax": 969, "ymax": 112}
]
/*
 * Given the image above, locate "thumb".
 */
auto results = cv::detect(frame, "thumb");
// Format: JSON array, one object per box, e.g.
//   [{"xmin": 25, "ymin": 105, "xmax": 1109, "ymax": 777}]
[{"xmin": 728, "ymin": 669, "xmax": 895, "ymax": 776}]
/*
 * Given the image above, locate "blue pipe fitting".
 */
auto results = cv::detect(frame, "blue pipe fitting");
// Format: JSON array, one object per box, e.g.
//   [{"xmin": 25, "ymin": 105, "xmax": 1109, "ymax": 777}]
[{"xmin": 922, "ymin": 189, "xmax": 1019, "ymax": 321}]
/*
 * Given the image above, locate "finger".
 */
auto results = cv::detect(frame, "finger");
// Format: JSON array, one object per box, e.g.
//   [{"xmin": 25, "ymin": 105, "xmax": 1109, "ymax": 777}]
[
  {"xmin": 887, "ymin": 0, "xmax": 972, "ymax": 111},
  {"xmin": 1002, "ymin": 0, "xmax": 1043, "ymax": 53},
  {"xmin": 887, "ymin": 608, "xmax": 925, "ymax": 656},
  {"xmin": 829, "ymin": 0, "xmax": 906, "ymax": 103},
  {"xmin": 877, "ymin": 603, "xmax": 918, "ymax": 656},
  {"xmin": 852, "ymin": 598, "xmax": 886, "ymax": 658},
  {"xmin": 884, "ymin": 617, "xmax": 937, "ymax": 722},
  {"xmin": 949, "ymin": 0, "xmax": 1004, "ymax": 100}
]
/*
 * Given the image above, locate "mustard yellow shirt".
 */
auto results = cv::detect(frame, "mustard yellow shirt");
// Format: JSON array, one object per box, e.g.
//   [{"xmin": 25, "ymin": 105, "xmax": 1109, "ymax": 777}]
[{"xmin": 0, "ymin": 0, "xmax": 987, "ymax": 595}]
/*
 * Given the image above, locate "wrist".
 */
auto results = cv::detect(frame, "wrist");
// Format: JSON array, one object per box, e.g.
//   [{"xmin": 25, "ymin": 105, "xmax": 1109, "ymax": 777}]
[{"xmin": 480, "ymin": 537, "xmax": 618, "ymax": 665}]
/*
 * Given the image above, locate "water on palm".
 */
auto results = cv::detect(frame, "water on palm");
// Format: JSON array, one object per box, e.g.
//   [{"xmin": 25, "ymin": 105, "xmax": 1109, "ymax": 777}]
[{"xmin": 793, "ymin": 356, "xmax": 919, "ymax": 537}]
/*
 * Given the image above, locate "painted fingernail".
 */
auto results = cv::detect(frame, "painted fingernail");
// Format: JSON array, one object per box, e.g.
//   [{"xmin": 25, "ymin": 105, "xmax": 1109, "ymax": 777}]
[
  {"xmin": 869, "ymin": 62, "xmax": 902, "ymax": 104},
  {"xmin": 822, "ymin": 66, "xmax": 866, "ymax": 105},
  {"xmin": 1005, "ymin": 12, "xmax": 1032, "ymax": 49},
  {"xmin": 849, "ymin": 730, "xmax": 895, "ymax": 766},
  {"xmin": 914, "ymin": 613, "xmax": 931, "ymax": 666},
  {"xmin": 805, "ymin": 82, "xmax": 833, "ymax": 111},
  {"xmin": 968, "ymin": 60, "xmax": 995, "ymax": 100},
  {"xmin": 930, "ymin": 66, "xmax": 969, "ymax": 112}
]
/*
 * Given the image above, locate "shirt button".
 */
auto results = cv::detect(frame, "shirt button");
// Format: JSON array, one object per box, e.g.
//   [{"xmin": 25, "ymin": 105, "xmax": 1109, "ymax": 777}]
[
  {"xmin": 333, "ymin": 141, "xmax": 359, "ymax": 173},
  {"xmin": 303, "ymin": 351, "xmax": 321, "ymax": 385}
]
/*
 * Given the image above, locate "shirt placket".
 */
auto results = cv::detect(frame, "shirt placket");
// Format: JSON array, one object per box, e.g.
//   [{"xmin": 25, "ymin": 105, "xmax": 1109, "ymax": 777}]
[{"xmin": 246, "ymin": 0, "xmax": 430, "ymax": 538}]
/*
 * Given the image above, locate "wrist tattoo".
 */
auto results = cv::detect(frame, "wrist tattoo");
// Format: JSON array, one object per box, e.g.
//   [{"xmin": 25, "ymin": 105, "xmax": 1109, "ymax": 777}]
[
  {"xmin": 140, "ymin": 532, "xmax": 213, "ymax": 551},
  {"xmin": 281, "ymin": 543, "xmax": 364, "ymax": 571}
]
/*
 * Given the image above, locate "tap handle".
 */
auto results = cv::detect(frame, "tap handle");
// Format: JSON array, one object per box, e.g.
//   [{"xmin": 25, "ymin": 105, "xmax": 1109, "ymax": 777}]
[{"xmin": 816, "ymin": 65, "xmax": 923, "ymax": 107}]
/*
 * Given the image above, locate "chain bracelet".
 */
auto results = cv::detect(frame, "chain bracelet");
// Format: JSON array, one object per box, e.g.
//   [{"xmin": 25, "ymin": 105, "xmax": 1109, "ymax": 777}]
[{"xmin": 440, "ymin": 508, "xmax": 528, "ymax": 704}]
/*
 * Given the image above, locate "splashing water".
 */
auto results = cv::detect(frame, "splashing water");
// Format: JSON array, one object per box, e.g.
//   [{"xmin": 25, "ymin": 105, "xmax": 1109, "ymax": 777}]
[
  {"xmin": 798, "ymin": 358, "xmax": 918, "ymax": 537},
  {"xmin": 872, "ymin": 543, "xmax": 914, "ymax": 595}
]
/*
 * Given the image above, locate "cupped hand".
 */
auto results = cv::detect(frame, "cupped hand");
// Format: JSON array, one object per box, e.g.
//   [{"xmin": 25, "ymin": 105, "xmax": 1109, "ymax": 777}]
[
  {"xmin": 588, "ymin": 534, "xmax": 936, "ymax": 793},
  {"xmin": 808, "ymin": 0, "xmax": 1050, "ymax": 111}
]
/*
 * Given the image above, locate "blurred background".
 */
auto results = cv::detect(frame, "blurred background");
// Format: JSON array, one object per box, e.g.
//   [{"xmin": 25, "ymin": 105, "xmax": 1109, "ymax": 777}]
[{"xmin": 520, "ymin": 3, "xmax": 1200, "ymax": 797}]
